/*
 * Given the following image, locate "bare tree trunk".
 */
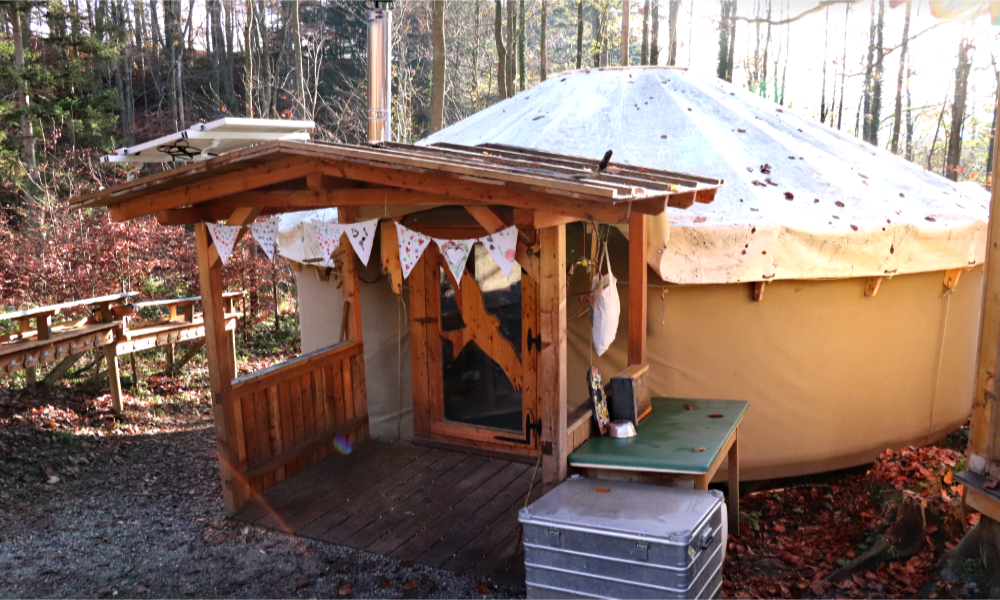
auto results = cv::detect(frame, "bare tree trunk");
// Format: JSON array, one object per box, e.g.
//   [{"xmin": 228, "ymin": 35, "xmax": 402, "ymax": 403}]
[
  {"xmin": 431, "ymin": 0, "xmax": 446, "ymax": 131},
  {"xmin": 223, "ymin": 0, "xmax": 236, "ymax": 114},
  {"xmin": 593, "ymin": 2, "xmax": 603, "ymax": 67},
  {"xmin": 495, "ymin": 0, "xmax": 507, "ymax": 99},
  {"xmin": 245, "ymin": 0, "xmax": 256, "ymax": 116},
  {"xmin": 8, "ymin": 1, "xmax": 36, "ymax": 176},
  {"xmin": 149, "ymin": 0, "xmax": 163, "ymax": 55},
  {"xmin": 820, "ymin": 6, "xmax": 829, "ymax": 123},
  {"xmin": 507, "ymin": 0, "xmax": 516, "ymax": 94},
  {"xmin": 540, "ymin": 0, "xmax": 548, "ymax": 80},
  {"xmin": 667, "ymin": 0, "xmax": 679, "ymax": 66},
  {"xmin": 905, "ymin": 52, "xmax": 914, "ymax": 161},
  {"xmin": 889, "ymin": 0, "xmax": 911, "ymax": 154},
  {"xmin": 209, "ymin": 0, "xmax": 223, "ymax": 108},
  {"xmin": 870, "ymin": 0, "xmax": 885, "ymax": 146},
  {"xmin": 650, "ymin": 0, "xmax": 659, "ymax": 65},
  {"xmin": 641, "ymin": 0, "xmax": 649, "ymax": 65},
  {"xmin": 928, "ymin": 82, "xmax": 951, "ymax": 171},
  {"xmin": 575, "ymin": 0, "xmax": 583, "ymax": 69},
  {"xmin": 946, "ymin": 32, "xmax": 973, "ymax": 181},
  {"xmin": 861, "ymin": 1, "xmax": 876, "ymax": 142},
  {"xmin": 293, "ymin": 0, "xmax": 306, "ymax": 119},
  {"xmin": 621, "ymin": 0, "xmax": 630, "ymax": 66},
  {"xmin": 518, "ymin": 0, "xmax": 525, "ymax": 91},
  {"xmin": 716, "ymin": 0, "xmax": 732, "ymax": 81},
  {"xmin": 837, "ymin": 4, "xmax": 849, "ymax": 130},
  {"xmin": 727, "ymin": 0, "xmax": 736, "ymax": 82}
]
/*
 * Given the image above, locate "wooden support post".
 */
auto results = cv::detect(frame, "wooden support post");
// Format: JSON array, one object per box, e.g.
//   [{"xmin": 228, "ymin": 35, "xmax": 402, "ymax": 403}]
[
  {"xmin": 223, "ymin": 295, "xmax": 238, "ymax": 379},
  {"xmin": 129, "ymin": 353, "xmax": 139, "ymax": 386},
  {"xmin": 337, "ymin": 207, "xmax": 369, "ymax": 442},
  {"xmin": 25, "ymin": 366, "xmax": 36, "ymax": 386},
  {"xmin": 628, "ymin": 212, "xmax": 648, "ymax": 366},
  {"xmin": 196, "ymin": 223, "xmax": 248, "ymax": 515},
  {"xmin": 173, "ymin": 339, "xmax": 207, "ymax": 372},
  {"xmin": 43, "ymin": 351, "xmax": 87, "ymax": 387},
  {"xmin": 165, "ymin": 343, "xmax": 175, "ymax": 375},
  {"xmin": 539, "ymin": 224, "xmax": 568, "ymax": 493},
  {"xmin": 105, "ymin": 345, "xmax": 123, "ymax": 413},
  {"xmin": 728, "ymin": 429, "xmax": 740, "ymax": 534}
]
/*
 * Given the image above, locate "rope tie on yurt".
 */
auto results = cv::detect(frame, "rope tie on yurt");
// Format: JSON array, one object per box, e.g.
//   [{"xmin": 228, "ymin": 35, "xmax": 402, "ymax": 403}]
[{"xmin": 926, "ymin": 291, "xmax": 952, "ymax": 443}]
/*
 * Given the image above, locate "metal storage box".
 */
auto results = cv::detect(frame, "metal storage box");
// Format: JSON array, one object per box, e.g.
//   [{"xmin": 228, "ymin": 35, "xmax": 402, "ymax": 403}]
[{"xmin": 519, "ymin": 478, "xmax": 726, "ymax": 599}]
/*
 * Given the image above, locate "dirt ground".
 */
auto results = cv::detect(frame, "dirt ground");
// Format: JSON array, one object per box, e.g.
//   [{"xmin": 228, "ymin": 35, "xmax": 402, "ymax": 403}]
[
  {"xmin": 0, "ymin": 343, "xmax": 987, "ymax": 599},
  {"xmin": 0, "ymin": 350, "xmax": 520, "ymax": 599}
]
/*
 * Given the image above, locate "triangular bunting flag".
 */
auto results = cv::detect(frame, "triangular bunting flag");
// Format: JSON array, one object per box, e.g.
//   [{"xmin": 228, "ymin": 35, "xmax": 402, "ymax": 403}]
[
  {"xmin": 395, "ymin": 222, "xmax": 432, "ymax": 279},
  {"xmin": 207, "ymin": 222, "xmax": 241, "ymax": 265},
  {"xmin": 315, "ymin": 222, "xmax": 343, "ymax": 260},
  {"xmin": 435, "ymin": 238, "xmax": 474, "ymax": 288},
  {"xmin": 343, "ymin": 219, "xmax": 379, "ymax": 266},
  {"xmin": 479, "ymin": 226, "xmax": 518, "ymax": 278},
  {"xmin": 250, "ymin": 216, "xmax": 279, "ymax": 260}
]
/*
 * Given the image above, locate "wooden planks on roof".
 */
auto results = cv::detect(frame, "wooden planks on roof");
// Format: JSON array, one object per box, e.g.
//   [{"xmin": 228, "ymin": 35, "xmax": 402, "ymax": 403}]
[{"xmin": 67, "ymin": 140, "xmax": 723, "ymax": 225}]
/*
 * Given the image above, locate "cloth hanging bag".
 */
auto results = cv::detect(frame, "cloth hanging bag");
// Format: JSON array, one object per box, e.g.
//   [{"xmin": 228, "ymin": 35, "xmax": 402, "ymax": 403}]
[{"xmin": 590, "ymin": 240, "xmax": 620, "ymax": 356}]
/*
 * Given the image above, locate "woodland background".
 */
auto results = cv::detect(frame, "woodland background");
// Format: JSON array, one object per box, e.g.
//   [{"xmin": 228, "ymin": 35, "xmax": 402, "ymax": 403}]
[{"xmin": 1, "ymin": 0, "xmax": 998, "ymax": 324}]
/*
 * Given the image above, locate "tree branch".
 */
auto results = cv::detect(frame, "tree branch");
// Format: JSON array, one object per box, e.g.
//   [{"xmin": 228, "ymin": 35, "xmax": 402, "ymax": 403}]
[{"xmin": 734, "ymin": 0, "xmax": 858, "ymax": 25}]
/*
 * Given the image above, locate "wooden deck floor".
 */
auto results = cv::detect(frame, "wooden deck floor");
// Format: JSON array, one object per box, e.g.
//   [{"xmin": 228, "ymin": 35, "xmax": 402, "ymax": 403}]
[{"xmin": 232, "ymin": 439, "xmax": 541, "ymax": 583}]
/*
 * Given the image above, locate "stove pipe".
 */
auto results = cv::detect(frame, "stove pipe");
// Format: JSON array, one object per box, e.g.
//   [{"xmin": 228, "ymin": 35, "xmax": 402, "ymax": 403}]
[{"xmin": 367, "ymin": 6, "xmax": 392, "ymax": 145}]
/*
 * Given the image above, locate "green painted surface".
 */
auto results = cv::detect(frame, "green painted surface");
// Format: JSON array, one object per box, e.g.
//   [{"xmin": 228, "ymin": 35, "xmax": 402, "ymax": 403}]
[{"xmin": 568, "ymin": 398, "xmax": 749, "ymax": 473}]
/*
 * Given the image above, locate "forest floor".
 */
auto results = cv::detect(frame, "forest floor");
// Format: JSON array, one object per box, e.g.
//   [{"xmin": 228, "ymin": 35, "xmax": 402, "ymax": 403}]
[{"xmin": 0, "ymin": 331, "xmax": 989, "ymax": 599}]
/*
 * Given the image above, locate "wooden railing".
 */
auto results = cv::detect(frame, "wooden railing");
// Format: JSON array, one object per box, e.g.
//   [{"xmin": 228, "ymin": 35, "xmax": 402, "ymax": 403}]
[{"xmin": 229, "ymin": 340, "xmax": 368, "ymax": 493}]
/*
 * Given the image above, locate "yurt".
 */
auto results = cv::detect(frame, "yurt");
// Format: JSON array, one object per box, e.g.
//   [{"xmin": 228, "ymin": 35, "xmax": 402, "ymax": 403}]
[{"xmin": 283, "ymin": 67, "xmax": 988, "ymax": 481}]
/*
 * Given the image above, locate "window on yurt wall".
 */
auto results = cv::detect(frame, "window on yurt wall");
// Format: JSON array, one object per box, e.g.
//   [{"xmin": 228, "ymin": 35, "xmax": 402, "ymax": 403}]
[{"xmin": 440, "ymin": 245, "xmax": 524, "ymax": 433}]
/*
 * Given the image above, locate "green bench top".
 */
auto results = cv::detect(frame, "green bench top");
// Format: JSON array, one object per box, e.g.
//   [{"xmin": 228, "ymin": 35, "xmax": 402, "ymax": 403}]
[{"xmin": 568, "ymin": 397, "xmax": 749, "ymax": 475}]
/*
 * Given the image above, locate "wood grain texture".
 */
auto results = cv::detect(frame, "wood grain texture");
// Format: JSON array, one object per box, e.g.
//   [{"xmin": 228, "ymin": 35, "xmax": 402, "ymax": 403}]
[
  {"xmin": 538, "ymin": 225, "xmax": 568, "ymax": 492},
  {"xmin": 628, "ymin": 212, "xmax": 647, "ymax": 366}
]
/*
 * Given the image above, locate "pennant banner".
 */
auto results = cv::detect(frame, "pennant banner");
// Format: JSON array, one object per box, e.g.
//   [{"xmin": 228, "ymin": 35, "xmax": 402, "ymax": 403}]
[
  {"xmin": 435, "ymin": 238, "xmax": 474, "ymax": 288},
  {"xmin": 343, "ymin": 219, "xmax": 379, "ymax": 266},
  {"xmin": 207, "ymin": 222, "xmax": 241, "ymax": 265},
  {"xmin": 479, "ymin": 226, "xmax": 518, "ymax": 278},
  {"xmin": 395, "ymin": 222, "xmax": 432, "ymax": 278},
  {"xmin": 315, "ymin": 222, "xmax": 343, "ymax": 260},
  {"xmin": 250, "ymin": 216, "xmax": 279, "ymax": 260}
]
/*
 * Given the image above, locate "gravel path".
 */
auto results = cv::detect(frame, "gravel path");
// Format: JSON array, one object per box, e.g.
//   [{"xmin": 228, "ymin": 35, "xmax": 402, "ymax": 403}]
[{"xmin": 0, "ymin": 378, "xmax": 522, "ymax": 599}]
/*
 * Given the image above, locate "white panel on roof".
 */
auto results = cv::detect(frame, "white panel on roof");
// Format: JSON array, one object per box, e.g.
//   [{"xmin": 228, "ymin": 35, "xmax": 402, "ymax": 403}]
[{"xmin": 102, "ymin": 118, "xmax": 314, "ymax": 164}]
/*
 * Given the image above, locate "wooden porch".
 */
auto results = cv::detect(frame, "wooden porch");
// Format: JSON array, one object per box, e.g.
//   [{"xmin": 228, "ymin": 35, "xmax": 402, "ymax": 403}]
[{"xmin": 232, "ymin": 439, "xmax": 541, "ymax": 583}]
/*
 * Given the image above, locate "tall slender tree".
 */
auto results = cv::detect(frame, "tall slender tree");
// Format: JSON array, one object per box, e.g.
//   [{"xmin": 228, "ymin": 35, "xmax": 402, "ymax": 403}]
[
  {"xmin": 8, "ymin": 1, "xmax": 37, "ymax": 176},
  {"xmin": 946, "ymin": 31, "xmax": 973, "ymax": 181},
  {"xmin": 540, "ymin": 0, "xmax": 547, "ymax": 80},
  {"xmin": 622, "ymin": 0, "xmax": 630, "ymax": 66},
  {"xmin": 716, "ymin": 1, "xmax": 734, "ymax": 81},
  {"xmin": 576, "ymin": 0, "xmax": 584, "ymax": 68},
  {"xmin": 667, "ymin": 0, "xmax": 679, "ymax": 66},
  {"xmin": 837, "ymin": 4, "xmax": 849, "ymax": 130},
  {"xmin": 820, "ymin": 6, "xmax": 830, "ymax": 124},
  {"xmin": 869, "ymin": 0, "xmax": 885, "ymax": 146},
  {"xmin": 641, "ymin": 0, "xmax": 650, "ymax": 65},
  {"xmin": 517, "ymin": 0, "xmax": 525, "ymax": 91},
  {"xmin": 494, "ymin": 1, "xmax": 507, "ymax": 99},
  {"xmin": 889, "ymin": 0, "xmax": 911, "ymax": 154},
  {"xmin": 431, "ymin": 0, "xmax": 446, "ymax": 131},
  {"xmin": 650, "ymin": 0, "xmax": 660, "ymax": 65}
]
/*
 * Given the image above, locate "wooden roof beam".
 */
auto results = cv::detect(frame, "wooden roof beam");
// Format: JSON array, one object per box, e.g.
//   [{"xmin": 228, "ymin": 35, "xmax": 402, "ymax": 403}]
[
  {"xmin": 107, "ymin": 157, "xmax": 320, "ymax": 222},
  {"xmin": 317, "ymin": 161, "xmax": 659, "ymax": 224}
]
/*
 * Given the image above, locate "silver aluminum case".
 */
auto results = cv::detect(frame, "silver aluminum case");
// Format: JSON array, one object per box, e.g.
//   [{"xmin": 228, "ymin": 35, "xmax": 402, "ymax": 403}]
[{"xmin": 519, "ymin": 478, "xmax": 726, "ymax": 599}]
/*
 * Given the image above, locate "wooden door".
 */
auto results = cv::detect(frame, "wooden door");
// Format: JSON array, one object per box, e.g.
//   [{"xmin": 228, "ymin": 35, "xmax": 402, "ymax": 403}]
[{"xmin": 413, "ymin": 245, "xmax": 539, "ymax": 456}]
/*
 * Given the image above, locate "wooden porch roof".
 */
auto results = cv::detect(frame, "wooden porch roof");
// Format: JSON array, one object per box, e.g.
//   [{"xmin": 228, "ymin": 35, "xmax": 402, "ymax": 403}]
[{"xmin": 67, "ymin": 140, "xmax": 722, "ymax": 225}]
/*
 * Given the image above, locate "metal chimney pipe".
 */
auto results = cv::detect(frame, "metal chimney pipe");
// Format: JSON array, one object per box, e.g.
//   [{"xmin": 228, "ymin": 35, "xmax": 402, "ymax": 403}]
[{"xmin": 367, "ymin": 7, "xmax": 392, "ymax": 145}]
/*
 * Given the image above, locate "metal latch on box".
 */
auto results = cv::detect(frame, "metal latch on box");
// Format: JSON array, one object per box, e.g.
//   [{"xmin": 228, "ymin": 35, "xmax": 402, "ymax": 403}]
[
  {"xmin": 636, "ymin": 542, "xmax": 649, "ymax": 561},
  {"xmin": 548, "ymin": 528, "xmax": 561, "ymax": 548}
]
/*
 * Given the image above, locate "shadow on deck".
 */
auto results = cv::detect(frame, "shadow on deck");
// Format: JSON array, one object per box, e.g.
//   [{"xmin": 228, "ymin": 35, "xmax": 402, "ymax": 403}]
[{"xmin": 232, "ymin": 439, "xmax": 541, "ymax": 584}]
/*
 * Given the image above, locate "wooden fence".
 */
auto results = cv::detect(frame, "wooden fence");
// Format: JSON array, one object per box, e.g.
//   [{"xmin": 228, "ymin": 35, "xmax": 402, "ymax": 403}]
[{"xmin": 229, "ymin": 340, "xmax": 369, "ymax": 494}]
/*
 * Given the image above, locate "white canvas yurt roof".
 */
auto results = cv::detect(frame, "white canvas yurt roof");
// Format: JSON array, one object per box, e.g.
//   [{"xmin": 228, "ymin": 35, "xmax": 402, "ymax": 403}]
[{"xmin": 420, "ymin": 67, "xmax": 988, "ymax": 284}]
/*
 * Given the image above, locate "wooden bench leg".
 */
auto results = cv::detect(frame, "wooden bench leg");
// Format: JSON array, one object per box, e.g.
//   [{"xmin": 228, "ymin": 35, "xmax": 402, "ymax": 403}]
[
  {"xmin": 165, "ymin": 343, "xmax": 174, "ymax": 375},
  {"xmin": 105, "ymin": 346, "xmax": 123, "ymax": 413},
  {"xmin": 728, "ymin": 429, "xmax": 739, "ymax": 535},
  {"xmin": 25, "ymin": 366, "xmax": 37, "ymax": 386}
]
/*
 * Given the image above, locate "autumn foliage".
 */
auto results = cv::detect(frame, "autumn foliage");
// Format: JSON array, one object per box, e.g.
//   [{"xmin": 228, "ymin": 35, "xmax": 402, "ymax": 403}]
[{"xmin": 0, "ymin": 201, "xmax": 295, "ymax": 330}]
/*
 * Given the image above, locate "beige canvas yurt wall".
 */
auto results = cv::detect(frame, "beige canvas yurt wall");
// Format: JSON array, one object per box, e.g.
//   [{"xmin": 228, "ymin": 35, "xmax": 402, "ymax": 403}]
[
  {"xmin": 564, "ymin": 230, "xmax": 982, "ymax": 481},
  {"xmin": 295, "ymin": 271, "xmax": 415, "ymax": 441}
]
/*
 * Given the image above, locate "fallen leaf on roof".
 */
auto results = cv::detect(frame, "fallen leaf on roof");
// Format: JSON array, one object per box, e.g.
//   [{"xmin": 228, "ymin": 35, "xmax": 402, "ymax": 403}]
[
  {"xmin": 477, "ymin": 584, "xmax": 490, "ymax": 595},
  {"xmin": 835, "ymin": 201, "xmax": 845, "ymax": 208},
  {"xmin": 784, "ymin": 192, "xmax": 794, "ymax": 200},
  {"xmin": 338, "ymin": 585, "xmax": 352, "ymax": 596},
  {"xmin": 684, "ymin": 403, "xmax": 693, "ymax": 410},
  {"xmin": 594, "ymin": 486, "xmax": 611, "ymax": 493},
  {"xmin": 295, "ymin": 581, "xmax": 310, "ymax": 590},
  {"xmin": 694, "ymin": 447, "xmax": 707, "ymax": 452},
  {"xmin": 709, "ymin": 414, "xmax": 723, "ymax": 418},
  {"xmin": 738, "ymin": 128, "xmax": 747, "ymax": 133},
  {"xmin": 606, "ymin": 166, "xmax": 622, "ymax": 175},
  {"xmin": 925, "ymin": 216, "xmax": 937, "ymax": 222},
  {"xmin": 403, "ymin": 582, "xmax": 419, "ymax": 590}
]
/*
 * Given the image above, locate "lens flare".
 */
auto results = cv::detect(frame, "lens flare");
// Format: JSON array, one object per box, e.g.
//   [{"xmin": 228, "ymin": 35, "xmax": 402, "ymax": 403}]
[{"xmin": 334, "ymin": 434, "xmax": 354, "ymax": 455}]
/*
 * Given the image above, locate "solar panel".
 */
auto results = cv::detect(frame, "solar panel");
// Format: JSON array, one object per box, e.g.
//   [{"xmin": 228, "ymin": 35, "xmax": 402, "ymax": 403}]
[{"xmin": 102, "ymin": 117, "xmax": 314, "ymax": 164}]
